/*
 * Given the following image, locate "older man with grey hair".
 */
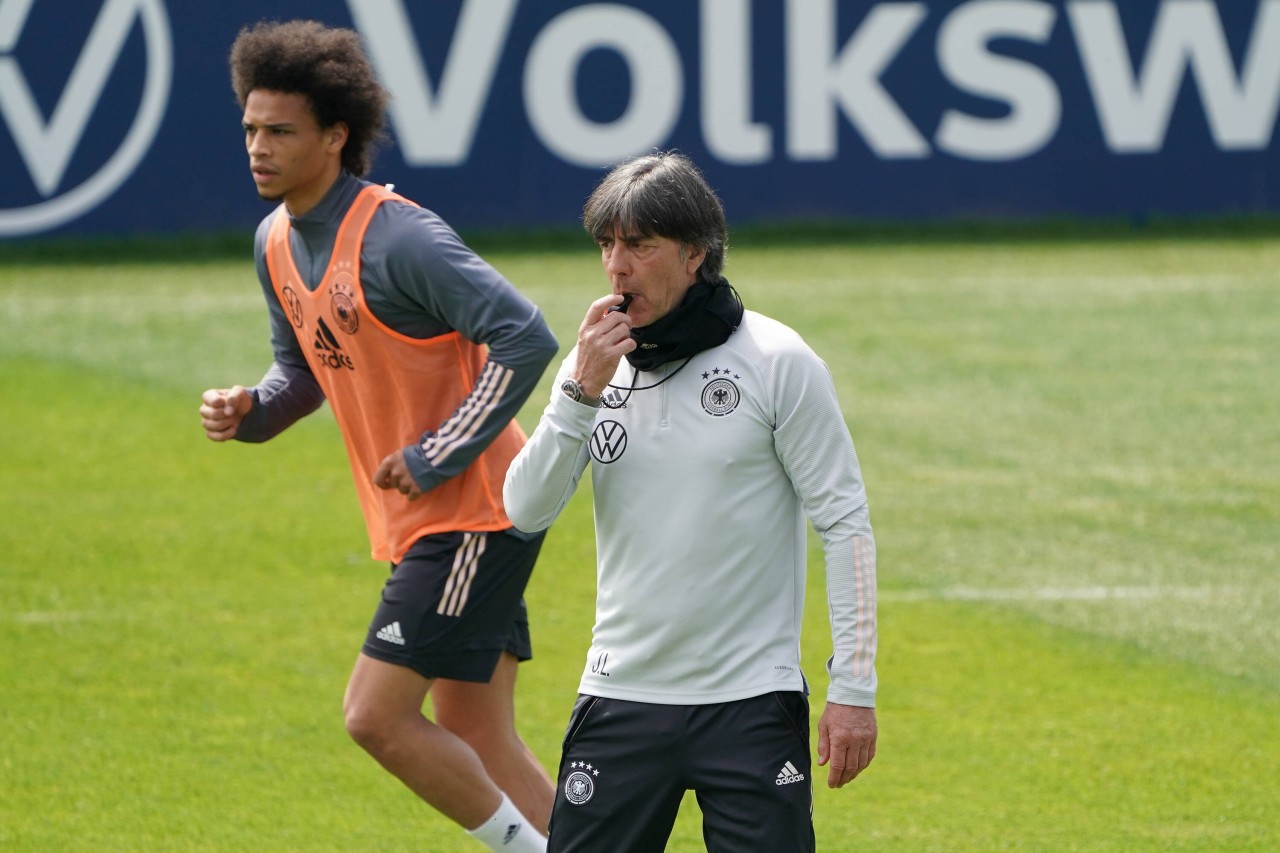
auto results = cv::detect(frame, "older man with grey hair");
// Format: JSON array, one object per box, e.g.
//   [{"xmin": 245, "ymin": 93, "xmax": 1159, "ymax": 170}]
[{"xmin": 505, "ymin": 151, "xmax": 878, "ymax": 852}]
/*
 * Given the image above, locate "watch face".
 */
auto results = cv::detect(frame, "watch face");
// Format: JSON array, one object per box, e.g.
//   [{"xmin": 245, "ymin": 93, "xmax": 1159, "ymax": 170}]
[{"xmin": 561, "ymin": 379, "xmax": 581, "ymax": 401}]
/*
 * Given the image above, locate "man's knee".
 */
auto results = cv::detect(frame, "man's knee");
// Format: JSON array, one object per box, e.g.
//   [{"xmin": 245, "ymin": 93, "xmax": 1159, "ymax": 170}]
[
  {"xmin": 343, "ymin": 681, "xmax": 422, "ymax": 758},
  {"xmin": 343, "ymin": 654, "xmax": 433, "ymax": 753},
  {"xmin": 343, "ymin": 690, "xmax": 387, "ymax": 752}
]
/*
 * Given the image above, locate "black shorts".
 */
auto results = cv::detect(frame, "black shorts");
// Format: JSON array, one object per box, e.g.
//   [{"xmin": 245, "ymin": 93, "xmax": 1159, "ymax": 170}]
[
  {"xmin": 360, "ymin": 528, "xmax": 544, "ymax": 683},
  {"xmin": 547, "ymin": 692, "xmax": 815, "ymax": 852}
]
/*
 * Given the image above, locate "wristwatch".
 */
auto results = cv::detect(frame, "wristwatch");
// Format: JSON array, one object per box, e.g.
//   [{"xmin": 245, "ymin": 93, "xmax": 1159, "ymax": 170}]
[{"xmin": 561, "ymin": 378, "xmax": 601, "ymax": 408}]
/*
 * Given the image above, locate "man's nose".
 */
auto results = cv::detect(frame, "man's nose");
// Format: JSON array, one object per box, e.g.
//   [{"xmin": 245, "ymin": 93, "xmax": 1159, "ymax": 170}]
[{"xmin": 604, "ymin": 245, "xmax": 630, "ymax": 276}]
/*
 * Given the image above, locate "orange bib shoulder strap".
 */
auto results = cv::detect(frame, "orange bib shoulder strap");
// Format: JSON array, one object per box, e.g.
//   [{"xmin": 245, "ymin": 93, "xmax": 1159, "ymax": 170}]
[{"xmin": 266, "ymin": 184, "xmax": 419, "ymax": 276}]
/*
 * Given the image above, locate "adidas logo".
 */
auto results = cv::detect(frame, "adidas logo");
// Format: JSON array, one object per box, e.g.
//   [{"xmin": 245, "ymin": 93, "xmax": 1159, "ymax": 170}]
[
  {"xmin": 313, "ymin": 317, "xmax": 354, "ymax": 370},
  {"xmin": 375, "ymin": 621, "xmax": 406, "ymax": 646},
  {"xmin": 602, "ymin": 388, "xmax": 628, "ymax": 409},
  {"xmin": 502, "ymin": 824, "xmax": 521, "ymax": 845},
  {"xmin": 775, "ymin": 761, "xmax": 806, "ymax": 786}
]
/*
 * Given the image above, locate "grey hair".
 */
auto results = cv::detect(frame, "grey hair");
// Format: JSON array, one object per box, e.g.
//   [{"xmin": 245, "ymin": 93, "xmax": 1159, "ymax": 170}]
[{"xmin": 582, "ymin": 151, "xmax": 727, "ymax": 284}]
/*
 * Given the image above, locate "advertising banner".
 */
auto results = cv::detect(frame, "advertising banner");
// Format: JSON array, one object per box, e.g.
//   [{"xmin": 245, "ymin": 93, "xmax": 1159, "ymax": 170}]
[{"xmin": 1, "ymin": 0, "xmax": 1277, "ymax": 238}]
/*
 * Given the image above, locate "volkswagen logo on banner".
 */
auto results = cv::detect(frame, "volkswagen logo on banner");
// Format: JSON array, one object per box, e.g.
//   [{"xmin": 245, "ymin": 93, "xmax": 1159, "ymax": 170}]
[{"xmin": 0, "ymin": 0, "xmax": 172, "ymax": 237}]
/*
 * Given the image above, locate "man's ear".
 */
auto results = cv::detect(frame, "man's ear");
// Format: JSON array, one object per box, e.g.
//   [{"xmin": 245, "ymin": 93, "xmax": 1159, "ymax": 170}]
[
  {"xmin": 684, "ymin": 244, "xmax": 707, "ymax": 278},
  {"xmin": 327, "ymin": 121, "xmax": 349, "ymax": 153}
]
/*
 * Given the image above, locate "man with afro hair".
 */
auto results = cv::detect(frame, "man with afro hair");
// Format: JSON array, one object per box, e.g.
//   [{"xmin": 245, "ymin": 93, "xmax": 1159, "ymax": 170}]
[{"xmin": 200, "ymin": 20, "xmax": 557, "ymax": 852}]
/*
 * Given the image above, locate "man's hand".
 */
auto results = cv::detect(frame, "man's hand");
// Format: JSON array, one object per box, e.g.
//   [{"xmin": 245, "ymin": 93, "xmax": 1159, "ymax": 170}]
[
  {"xmin": 199, "ymin": 386, "xmax": 253, "ymax": 441},
  {"xmin": 573, "ymin": 294, "xmax": 636, "ymax": 397},
  {"xmin": 816, "ymin": 703, "xmax": 877, "ymax": 788},
  {"xmin": 373, "ymin": 448, "xmax": 423, "ymax": 500}
]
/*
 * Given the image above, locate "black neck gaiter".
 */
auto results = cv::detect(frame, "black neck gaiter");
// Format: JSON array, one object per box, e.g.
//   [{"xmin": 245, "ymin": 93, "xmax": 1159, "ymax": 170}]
[{"xmin": 626, "ymin": 280, "xmax": 745, "ymax": 371}]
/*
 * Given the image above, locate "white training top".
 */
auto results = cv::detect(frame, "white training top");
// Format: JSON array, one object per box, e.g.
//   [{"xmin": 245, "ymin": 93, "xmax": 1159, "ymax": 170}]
[{"xmin": 504, "ymin": 310, "xmax": 877, "ymax": 707}]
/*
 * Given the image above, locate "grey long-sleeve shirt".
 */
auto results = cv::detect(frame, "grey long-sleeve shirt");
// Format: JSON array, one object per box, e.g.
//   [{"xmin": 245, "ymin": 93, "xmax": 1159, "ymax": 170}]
[{"xmin": 235, "ymin": 172, "xmax": 558, "ymax": 494}]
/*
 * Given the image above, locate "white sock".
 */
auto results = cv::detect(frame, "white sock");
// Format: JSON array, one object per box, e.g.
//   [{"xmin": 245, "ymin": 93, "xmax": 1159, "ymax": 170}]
[{"xmin": 466, "ymin": 793, "xmax": 547, "ymax": 852}]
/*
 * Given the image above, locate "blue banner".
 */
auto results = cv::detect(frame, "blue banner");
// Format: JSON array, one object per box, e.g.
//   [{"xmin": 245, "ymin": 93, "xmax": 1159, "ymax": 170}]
[{"xmin": 1, "ymin": 0, "xmax": 1277, "ymax": 238}]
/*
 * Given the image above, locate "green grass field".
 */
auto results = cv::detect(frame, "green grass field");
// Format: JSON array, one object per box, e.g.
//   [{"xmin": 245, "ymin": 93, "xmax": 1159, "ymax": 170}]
[{"xmin": 2, "ymin": 225, "xmax": 1277, "ymax": 851}]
